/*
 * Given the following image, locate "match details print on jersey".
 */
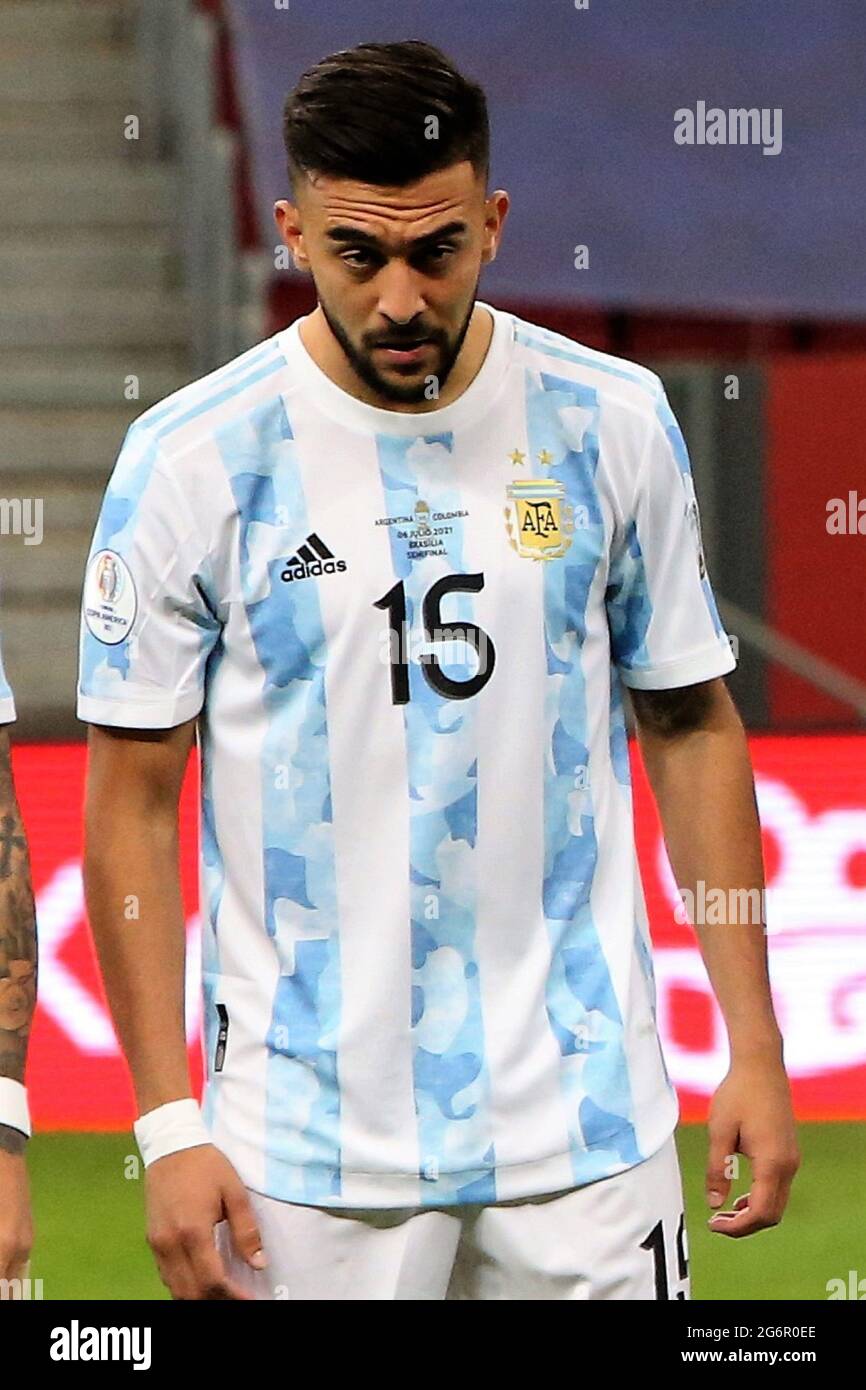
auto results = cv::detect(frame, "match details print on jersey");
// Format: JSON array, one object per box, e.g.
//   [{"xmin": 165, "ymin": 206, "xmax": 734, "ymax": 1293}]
[{"xmin": 77, "ymin": 303, "xmax": 735, "ymax": 1208}]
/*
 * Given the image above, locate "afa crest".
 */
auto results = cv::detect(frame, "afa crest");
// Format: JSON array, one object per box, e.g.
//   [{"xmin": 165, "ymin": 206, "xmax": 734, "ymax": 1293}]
[{"xmin": 504, "ymin": 478, "xmax": 575, "ymax": 561}]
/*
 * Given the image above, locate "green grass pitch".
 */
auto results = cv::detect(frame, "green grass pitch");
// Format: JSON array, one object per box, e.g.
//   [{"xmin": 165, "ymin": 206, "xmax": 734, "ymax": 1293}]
[{"xmin": 24, "ymin": 1122, "xmax": 864, "ymax": 1300}]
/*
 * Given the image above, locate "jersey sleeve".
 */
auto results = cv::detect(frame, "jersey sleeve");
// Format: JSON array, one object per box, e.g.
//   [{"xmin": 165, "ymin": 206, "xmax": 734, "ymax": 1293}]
[
  {"xmin": 0, "ymin": 625, "xmax": 16, "ymax": 726},
  {"xmin": 77, "ymin": 423, "xmax": 222, "ymax": 729},
  {"xmin": 606, "ymin": 390, "xmax": 736, "ymax": 690}
]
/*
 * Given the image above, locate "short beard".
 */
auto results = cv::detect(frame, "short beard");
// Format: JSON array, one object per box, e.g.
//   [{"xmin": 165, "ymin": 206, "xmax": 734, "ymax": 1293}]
[{"xmin": 318, "ymin": 290, "xmax": 478, "ymax": 407}]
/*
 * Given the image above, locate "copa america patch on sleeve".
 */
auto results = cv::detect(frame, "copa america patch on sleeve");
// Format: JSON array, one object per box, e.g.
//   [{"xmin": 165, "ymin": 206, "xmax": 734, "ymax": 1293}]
[{"xmin": 84, "ymin": 549, "xmax": 138, "ymax": 645}]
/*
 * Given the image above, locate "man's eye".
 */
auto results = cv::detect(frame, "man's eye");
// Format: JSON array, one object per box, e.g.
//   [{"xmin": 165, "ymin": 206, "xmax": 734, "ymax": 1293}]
[
  {"xmin": 423, "ymin": 245, "xmax": 456, "ymax": 263},
  {"xmin": 342, "ymin": 250, "xmax": 375, "ymax": 268}
]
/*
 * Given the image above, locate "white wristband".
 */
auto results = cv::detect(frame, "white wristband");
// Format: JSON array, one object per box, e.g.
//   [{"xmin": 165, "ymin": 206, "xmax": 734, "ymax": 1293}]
[
  {"xmin": 0, "ymin": 1079, "xmax": 31, "ymax": 1139},
  {"xmin": 133, "ymin": 1098, "xmax": 211, "ymax": 1167}
]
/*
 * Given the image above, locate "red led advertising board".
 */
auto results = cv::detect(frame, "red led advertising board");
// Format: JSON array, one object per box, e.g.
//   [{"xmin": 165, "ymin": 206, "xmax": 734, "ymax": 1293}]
[{"xmin": 14, "ymin": 736, "xmax": 866, "ymax": 1129}]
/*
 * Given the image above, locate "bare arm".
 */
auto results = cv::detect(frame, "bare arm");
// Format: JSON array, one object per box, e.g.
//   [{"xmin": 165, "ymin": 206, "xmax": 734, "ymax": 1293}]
[
  {"xmin": 83, "ymin": 720, "xmax": 262, "ymax": 1298},
  {"xmin": 84, "ymin": 721, "xmax": 197, "ymax": 1114},
  {"xmin": 631, "ymin": 677, "xmax": 799, "ymax": 1237},
  {"xmin": 631, "ymin": 678, "xmax": 778, "ymax": 1055}
]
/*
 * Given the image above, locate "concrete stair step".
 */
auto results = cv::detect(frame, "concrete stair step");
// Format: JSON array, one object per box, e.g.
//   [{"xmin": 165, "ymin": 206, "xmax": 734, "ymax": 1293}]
[
  {"xmin": 1, "ymin": 529, "xmax": 92, "ymax": 599},
  {"xmin": 0, "ymin": 162, "xmax": 176, "ymax": 228},
  {"xmin": 0, "ymin": 350, "xmax": 190, "ymax": 407},
  {"xmin": 0, "ymin": 2, "xmax": 127, "ymax": 48},
  {"xmin": 0, "ymin": 49, "xmax": 133, "ymax": 103},
  {"xmin": 0, "ymin": 407, "xmax": 135, "ymax": 473},
  {"xmin": 0, "ymin": 233, "xmax": 177, "ymax": 290},
  {"xmin": 0, "ymin": 108, "xmax": 142, "ymax": 160},
  {"xmin": 0, "ymin": 285, "xmax": 188, "ymax": 349},
  {"xmin": 0, "ymin": 95, "xmax": 136, "ymax": 160},
  {"xmin": 0, "ymin": 473, "xmax": 106, "ymax": 532}
]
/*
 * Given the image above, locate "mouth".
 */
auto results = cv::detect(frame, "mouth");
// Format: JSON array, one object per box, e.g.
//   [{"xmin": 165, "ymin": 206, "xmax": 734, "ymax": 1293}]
[{"xmin": 373, "ymin": 340, "xmax": 433, "ymax": 366}]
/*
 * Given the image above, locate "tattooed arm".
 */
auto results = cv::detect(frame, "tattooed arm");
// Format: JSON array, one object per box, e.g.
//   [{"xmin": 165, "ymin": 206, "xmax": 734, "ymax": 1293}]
[
  {"xmin": 0, "ymin": 728, "xmax": 37, "ymax": 1149},
  {"xmin": 0, "ymin": 726, "xmax": 36, "ymax": 1281}
]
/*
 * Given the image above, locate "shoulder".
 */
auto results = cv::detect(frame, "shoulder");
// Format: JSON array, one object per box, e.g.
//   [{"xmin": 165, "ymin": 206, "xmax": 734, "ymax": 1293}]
[
  {"xmin": 500, "ymin": 307, "xmax": 665, "ymax": 424},
  {"xmin": 496, "ymin": 308, "xmax": 680, "ymax": 513},
  {"xmin": 119, "ymin": 332, "xmax": 293, "ymax": 490}
]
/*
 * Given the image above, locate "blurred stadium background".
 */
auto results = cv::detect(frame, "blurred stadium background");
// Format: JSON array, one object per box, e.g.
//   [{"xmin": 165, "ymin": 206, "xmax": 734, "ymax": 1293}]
[{"xmin": 2, "ymin": 0, "xmax": 864, "ymax": 1299}]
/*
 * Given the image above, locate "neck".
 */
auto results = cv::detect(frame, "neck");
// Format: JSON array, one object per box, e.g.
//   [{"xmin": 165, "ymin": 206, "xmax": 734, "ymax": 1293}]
[{"xmin": 299, "ymin": 303, "xmax": 493, "ymax": 413}]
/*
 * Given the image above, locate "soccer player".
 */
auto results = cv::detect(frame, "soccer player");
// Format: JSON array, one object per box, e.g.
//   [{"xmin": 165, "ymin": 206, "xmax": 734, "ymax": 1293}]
[
  {"xmin": 79, "ymin": 40, "xmax": 798, "ymax": 1300},
  {"xmin": 0, "ymin": 639, "xmax": 37, "ymax": 1291}
]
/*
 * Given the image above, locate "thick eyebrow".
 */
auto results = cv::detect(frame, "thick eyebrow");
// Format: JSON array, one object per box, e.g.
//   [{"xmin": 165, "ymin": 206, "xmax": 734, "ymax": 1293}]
[{"xmin": 325, "ymin": 220, "xmax": 469, "ymax": 253}]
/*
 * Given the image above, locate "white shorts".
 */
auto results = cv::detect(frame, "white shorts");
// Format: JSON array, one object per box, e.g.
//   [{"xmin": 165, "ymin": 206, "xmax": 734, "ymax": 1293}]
[{"xmin": 215, "ymin": 1133, "xmax": 690, "ymax": 1300}]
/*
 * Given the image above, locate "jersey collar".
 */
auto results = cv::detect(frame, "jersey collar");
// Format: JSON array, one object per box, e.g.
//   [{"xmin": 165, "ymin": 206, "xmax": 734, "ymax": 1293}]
[{"xmin": 277, "ymin": 300, "xmax": 514, "ymax": 436}]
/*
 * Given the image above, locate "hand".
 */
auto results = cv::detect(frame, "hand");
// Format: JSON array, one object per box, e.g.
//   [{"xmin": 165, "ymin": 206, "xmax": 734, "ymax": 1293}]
[
  {"xmin": 145, "ymin": 1144, "xmax": 266, "ymax": 1299},
  {"xmin": 0, "ymin": 1145, "xmax": 33, "ymax": 1283},
  {"xmin": 705, "ymin": 1053, "xmax": 800, "ymax": 1238}
]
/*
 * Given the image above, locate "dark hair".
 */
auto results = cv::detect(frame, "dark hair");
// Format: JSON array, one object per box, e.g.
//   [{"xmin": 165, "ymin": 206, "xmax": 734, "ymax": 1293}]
[{"xmin": 283, "ymin": 40, "xmax": 489, "ymax": 189}]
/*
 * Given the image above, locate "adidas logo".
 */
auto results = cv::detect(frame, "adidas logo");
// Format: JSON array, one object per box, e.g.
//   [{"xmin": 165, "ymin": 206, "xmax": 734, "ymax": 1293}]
[{"xmin": 280, "ymin": 532, "xmax": 347, "ymax": 583}]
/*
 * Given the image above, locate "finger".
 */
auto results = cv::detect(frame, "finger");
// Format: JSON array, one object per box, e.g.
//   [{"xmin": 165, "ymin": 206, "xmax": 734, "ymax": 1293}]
[
  {"xmin": 705, "ymin": 1129, "xmax": 738, "ymax": 1210},
  {"xmin": 757, "ymin": 1156, "xmax": 797, "ymax": 1222},
  {"xmin": 150, "ymin": 1239, "xmax": 199, "ymax": 1301},
  {"xmin": 708, "ymin": 1174, "xmax": 784, "ymax": 1238},
  {"xmin": 182, "ymin": 1229, "xmax": 253, "ymax": 1301},
  {"xmin": 748, "ymin": 1152, "xmax": 797, "ymax": 1221},
  {"xmin": 708, "ymin": 1208, "xmax": 766, "ymax": 1238},
  {"xmin": 222, "ymin": 1182, "xmax": 267, "ymax": 1270},
  {"xmin": 0, "ymin": 1240, "xmax": 31, "ymax": 1284}
]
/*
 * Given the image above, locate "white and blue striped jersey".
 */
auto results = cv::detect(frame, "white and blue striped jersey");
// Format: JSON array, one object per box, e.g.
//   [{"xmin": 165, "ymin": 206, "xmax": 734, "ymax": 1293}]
[
  {"xmin": 77, "ymin": 302, "xmax": 735, "ymax": 1208},
  {"xmin": 0, "ymin": 624, "xmax": 15, "ymax": 725}
]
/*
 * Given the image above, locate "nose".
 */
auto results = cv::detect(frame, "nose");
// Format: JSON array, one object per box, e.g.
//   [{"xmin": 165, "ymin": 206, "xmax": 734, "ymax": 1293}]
[{"xmin": 375, "ymin": 259, "xmax": 427, "ymax": 327}]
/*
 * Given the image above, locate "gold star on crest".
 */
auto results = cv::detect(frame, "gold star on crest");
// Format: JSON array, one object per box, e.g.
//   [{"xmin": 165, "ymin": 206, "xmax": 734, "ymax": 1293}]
[
  {"xmin": 538, "ymin": 449, "xmax": 554, "ymax": 467},
  {"xmin": 509, "ymin": 448, "xmax": 526, "ymax": 467}
]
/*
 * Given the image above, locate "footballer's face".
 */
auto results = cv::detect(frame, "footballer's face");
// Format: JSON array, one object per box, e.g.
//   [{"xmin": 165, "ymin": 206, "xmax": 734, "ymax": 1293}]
[{"xmin": 275, "ymin": 162, "xmax": 508, "ymax": 406}]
